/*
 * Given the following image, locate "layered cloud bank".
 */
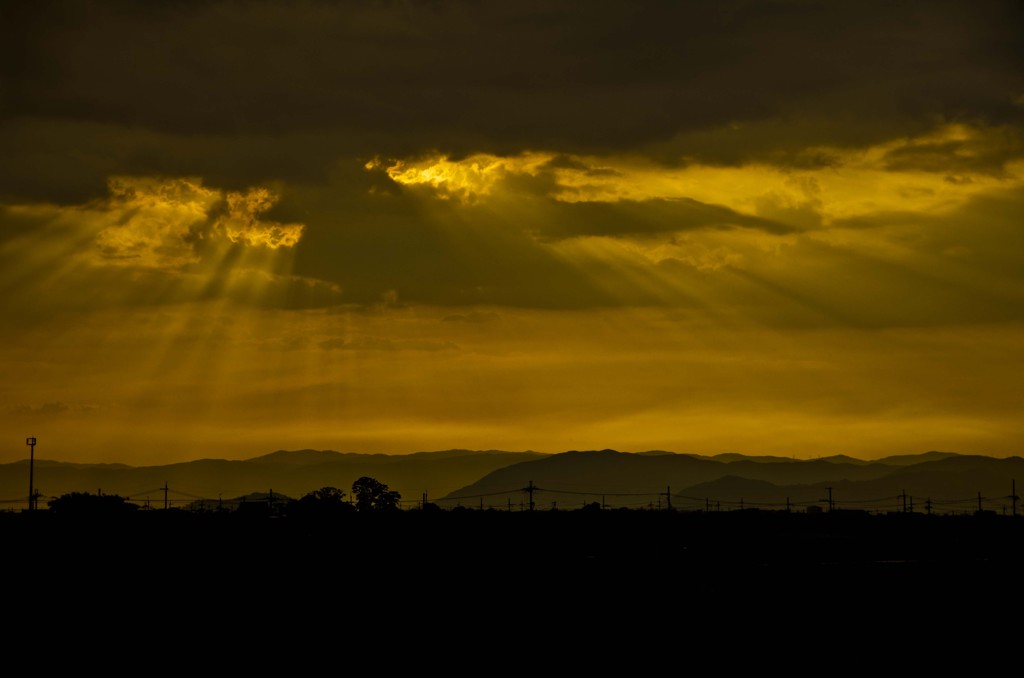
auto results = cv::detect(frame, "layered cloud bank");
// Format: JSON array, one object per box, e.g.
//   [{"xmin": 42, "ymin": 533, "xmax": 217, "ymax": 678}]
[{"xmin": 1, "ymin": 1, "xmax": 1022, "ymax": 462}]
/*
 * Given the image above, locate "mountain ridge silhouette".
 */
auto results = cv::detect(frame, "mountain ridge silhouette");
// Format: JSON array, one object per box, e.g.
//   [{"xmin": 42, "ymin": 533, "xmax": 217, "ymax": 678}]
[
  {"xmin": 439, "ymin": 449, "xmax": 1023, "ymax": 511},
  {"xmin": 4, "ymin": 448, "xmax": 1018, "ymax": 512}
]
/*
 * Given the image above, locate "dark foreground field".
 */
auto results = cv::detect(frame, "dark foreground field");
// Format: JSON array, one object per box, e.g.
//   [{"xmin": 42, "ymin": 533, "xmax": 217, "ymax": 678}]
[
  {"xmin": 5, "ymin": 508, "xmax": 1021, "ymax": 662},
  {"xmin": 6, "ymin": 509, "xmax": 1021, "ymax": 590}
]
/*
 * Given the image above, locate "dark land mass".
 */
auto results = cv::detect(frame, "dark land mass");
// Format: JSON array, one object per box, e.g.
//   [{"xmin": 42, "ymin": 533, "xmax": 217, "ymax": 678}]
[
  {"xmin": 4, "ymin": 506, "xmax": 1020, "ymax": 656},
  {"xmin": 0, "ymin": 449, "xmax": 546, "ymax": 507},
  {"xmin": 444, "ymin": 450, "xmax": 1024, "ymax": 513},
  {"xmin": 5, "ymin": 508, "xmax": 1021, "ymax": 603},
  {"xmin": 5, "ymin": 449, "xmax": 1022, "ymax": 515}
]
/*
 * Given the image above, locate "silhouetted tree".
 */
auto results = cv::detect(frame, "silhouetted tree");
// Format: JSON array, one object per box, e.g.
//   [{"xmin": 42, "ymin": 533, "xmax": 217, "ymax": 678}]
[
  {"xmin": 289, "ymin": 486, "xmax": 354, "ymax": 517},
  {"xmin": 47, "ymin": 491, "xmax": 139, "ymax": 515},
  {"xmin": 303, "ymin": 486, "xmax": 348, "ymax": 504},
  {"xmin": 351, "ymin": 476, "xmax": 401, "ymax": 512}
]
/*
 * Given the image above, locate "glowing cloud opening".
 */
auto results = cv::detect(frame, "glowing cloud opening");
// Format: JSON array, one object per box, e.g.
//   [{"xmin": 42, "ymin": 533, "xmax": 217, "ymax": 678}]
[
  {"xmin": 92, "ymin": 177, "xmax": 304, "ymax": 270},
  {"xmin": 94, "ymin": 177, "xmax": 221, "ymax": 269},
  {"xmin": 375, "ymin": 124, "xmax": 1023, "ymax": 230},
  {"xmin": 380, "ymin": 152, "xmax": 556, "ymax": 202},
  {"xmin": 220, "ymin": 187, "xmax": 305, "ymax": 249}
]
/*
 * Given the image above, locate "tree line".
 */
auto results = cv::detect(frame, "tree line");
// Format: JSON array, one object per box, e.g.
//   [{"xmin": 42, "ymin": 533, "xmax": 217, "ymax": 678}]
[{"xmin": 43, "ymin": 476, "xmax": 402, "ymax": 516}]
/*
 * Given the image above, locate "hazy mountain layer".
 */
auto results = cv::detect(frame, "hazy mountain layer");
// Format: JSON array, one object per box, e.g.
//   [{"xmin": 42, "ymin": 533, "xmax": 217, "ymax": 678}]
[
  {"xmin": 442, "ymin": 450, "xmax": 1024, "ymax": 513},
  {"xmin": 3, "ymin": 448, "xmax": 1020, "ymax": 514},
  {"xmin": 0, "ymin": 449, "xmax": 544, "ymax": 507}
]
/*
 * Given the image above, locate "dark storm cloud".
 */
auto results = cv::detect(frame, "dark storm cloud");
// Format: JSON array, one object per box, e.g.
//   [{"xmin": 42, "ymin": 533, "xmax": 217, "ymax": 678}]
[
  {"xmin": 831, "ymin": 188, "xmax": 1024, "ymax": 276},
  {"xmin": 0, "ymin": 118, "xmax": 360, "ymax": 204},
  {"xmin": 532, "ymin": 197, "xmax": 793, "ymax": 240},
  {"xmin": 275, "ymin": 164, "xmax": 795, "ymax": 308},
  {"xmin": 879, "ymin": 126, "xmax": 1024, "ymax": 176},
  {"xmin": 765, "ymin": 187, "xmax": 1024, "ymax": 327},
  {"xmin": 2, "ymin": 0, "xmax": 1022, "ymax": 318},
  {"xmin": 2, "ymin": 0, "xmax": 1021, "ymax": 202},
  {"xmin": 287, "ymin": 185, "xmax": 621, "ymax": 309}
]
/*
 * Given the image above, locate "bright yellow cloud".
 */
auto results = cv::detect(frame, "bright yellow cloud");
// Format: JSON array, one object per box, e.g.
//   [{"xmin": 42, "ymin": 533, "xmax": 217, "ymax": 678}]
[
  {"xmin": 89, "ymin": 177, "xmax": 304, "ymax": 268},
  {"xmin": 95, "ymin": 176, "xmax": 220, "ymax": 268},
  {"xmin": 377, "ymin": 124, "xmax": 1023, "ymax": 228},
  {"xmin": 221, "ymin": 187, "xmax": 304, "ymax": 249},
  {"xmin": 380, "ymin": 152, "xmax": 555, "ymax": 202}
]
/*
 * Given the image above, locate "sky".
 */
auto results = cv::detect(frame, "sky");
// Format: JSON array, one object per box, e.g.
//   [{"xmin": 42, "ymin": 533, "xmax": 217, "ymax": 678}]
[{"xmin": 1, "ymin": 0, "xmax": 1022, "ymax": 464}]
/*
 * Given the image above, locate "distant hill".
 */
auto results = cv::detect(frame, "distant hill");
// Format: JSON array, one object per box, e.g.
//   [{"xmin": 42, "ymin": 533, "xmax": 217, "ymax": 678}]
[
  {"xmin": 440, "ymin": 449, "xmax": 1024, "ymax": 513},
  {"xmin": 700, "ymin": 453, "xmax": 798, "ymax": 464},
  {"xmin": 872, "ymin": 451, "xmax": 962, "ymax": 466},
  {"xmin": 0, "ymin": 449, "xmax": 547, "ymax": 508},
  {"xmin": 442, "ymin": 449, "xmax": 904, "ymax": 505},
  {"xmin": 5, "ymin": 447, "xmax": 1019, "ymax": 515},
  {"xmin": 816, "ymin": 454, "xmax": 871, "ymax": 466}
]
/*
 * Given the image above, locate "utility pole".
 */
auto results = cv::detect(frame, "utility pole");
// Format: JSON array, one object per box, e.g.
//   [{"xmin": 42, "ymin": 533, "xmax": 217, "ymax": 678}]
[
  {"xmin": 1012, "ymin": 480, "xmax": 1018, "ymax": 517},
  {"xmin": 163, "ymin": 481, "xmax": 169, "ymax": 510},
  {"xmin": 524, "ymin": 480, "xmax": 535, "ymax": 511},
  {"xmin": 901, "ymin": 489, "xmax": 907, "ymax": 513},
  {"xmin": 664, "ymin": 485, "xmax": 672, "ymax": 511},
  {"xmin": 978, "ymin": 491, "xmax": 983, "ymax": 514},
  {"xmin": 925, "ymin": 498, "xmax": 932, "ymax": 515},
  {"xmin": 25, "ymin": 437, "xmax": 36, "ymax": 511},
  {"xmin": 826, "ymin": 487, "xmax": 834, "ymax": 513}
]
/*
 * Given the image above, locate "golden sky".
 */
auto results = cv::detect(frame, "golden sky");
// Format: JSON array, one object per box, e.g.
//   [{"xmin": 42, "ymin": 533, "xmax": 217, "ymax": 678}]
[{"xmin": 1, "ymin": 0, "xmax": 1022, "ymax": 463}]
